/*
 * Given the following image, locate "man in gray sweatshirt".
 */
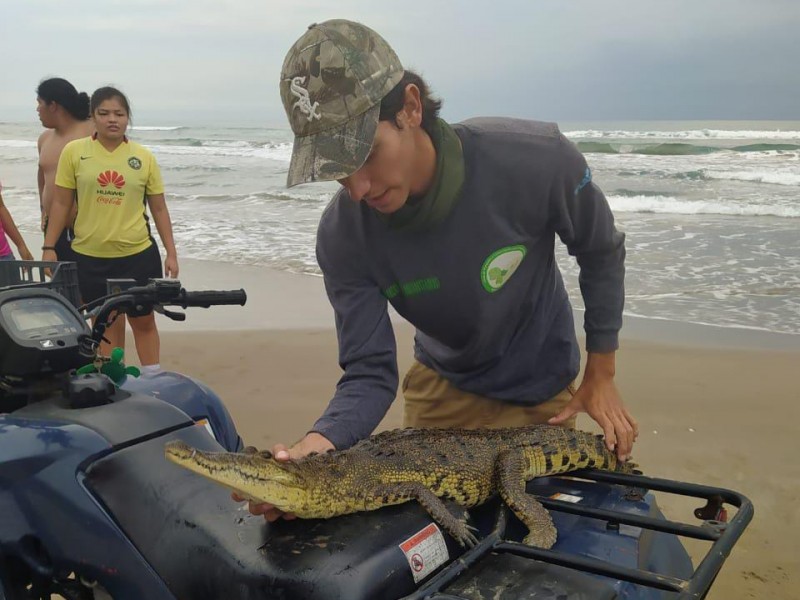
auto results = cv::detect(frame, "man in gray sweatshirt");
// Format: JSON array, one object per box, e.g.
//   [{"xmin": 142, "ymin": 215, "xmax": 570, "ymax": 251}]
[{"xmin": 241, "ymin": 19, "xmax": 638, "ymax": 521}]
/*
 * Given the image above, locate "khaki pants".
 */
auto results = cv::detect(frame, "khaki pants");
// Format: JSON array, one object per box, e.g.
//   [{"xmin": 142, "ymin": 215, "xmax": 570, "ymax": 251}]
[{"xmin": 402, "ymin": 360, "xmax": 577, "ymax": 430}]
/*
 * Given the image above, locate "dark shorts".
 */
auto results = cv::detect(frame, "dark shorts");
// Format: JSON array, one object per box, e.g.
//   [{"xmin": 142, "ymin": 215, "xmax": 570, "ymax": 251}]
[
  {"xmin": 43, "ymin": 215, "xmax": 77, "ymax": 264},
  {"xmin": 75, "ymin": 242, "xmax": 162, "ymax": 305},
  {"xmin": 55, "ymin": 228, "xmax": 77, "ymax": 264}
]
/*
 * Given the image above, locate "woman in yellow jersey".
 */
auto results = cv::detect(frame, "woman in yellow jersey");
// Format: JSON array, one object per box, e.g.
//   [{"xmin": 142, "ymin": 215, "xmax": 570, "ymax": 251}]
[{"xmin": 42, "ymin": 87, "xmax": 178, "ymax": 374}]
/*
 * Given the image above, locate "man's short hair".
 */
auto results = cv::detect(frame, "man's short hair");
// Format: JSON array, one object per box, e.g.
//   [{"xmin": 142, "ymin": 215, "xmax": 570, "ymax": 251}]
[{"xmin": 379, "ymin": 70, "xmax": 443, "ymax": 137}]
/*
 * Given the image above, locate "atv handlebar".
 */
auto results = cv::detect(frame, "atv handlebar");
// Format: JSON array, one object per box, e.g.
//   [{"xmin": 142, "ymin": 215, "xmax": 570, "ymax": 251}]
[
  {"xmin": 179, "ymin": 289, "xmax": 248, "ymax": 308},
  {"xmin": 80, "ymin": 279, "xmax": 247, "ymax": 357}
]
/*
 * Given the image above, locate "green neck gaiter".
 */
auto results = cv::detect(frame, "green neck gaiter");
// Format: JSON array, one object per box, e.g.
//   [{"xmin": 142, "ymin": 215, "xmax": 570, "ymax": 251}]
[{"xmin": 381, "ymin": 118, "xmax": 465, "ymax": 232}]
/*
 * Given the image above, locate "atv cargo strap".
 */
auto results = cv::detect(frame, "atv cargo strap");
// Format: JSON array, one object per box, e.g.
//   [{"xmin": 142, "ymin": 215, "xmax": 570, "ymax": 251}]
[{"xmin": 401, "ymin": 470, "xmax": 753, "ymax": 600}]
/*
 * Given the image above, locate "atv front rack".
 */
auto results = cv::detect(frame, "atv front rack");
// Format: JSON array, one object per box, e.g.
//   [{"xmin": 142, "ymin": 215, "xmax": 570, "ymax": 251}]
[{"xmin": 401, "ymin": 470, "xmax": 753, "ymax": 600}]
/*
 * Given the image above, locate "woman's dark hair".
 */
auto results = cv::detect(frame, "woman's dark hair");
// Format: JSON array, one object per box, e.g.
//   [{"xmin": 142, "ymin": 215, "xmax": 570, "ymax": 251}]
[
  {"xmin": 36, "ymin": 78, "xmax": 90, "ymax": 120},
  {"xmin": 90, "ymin": 86, "xmax": 132, "ymax": 120},
  {"xmin": 379, "ymin": 70, "xmax": 442, "ymax": 137}
]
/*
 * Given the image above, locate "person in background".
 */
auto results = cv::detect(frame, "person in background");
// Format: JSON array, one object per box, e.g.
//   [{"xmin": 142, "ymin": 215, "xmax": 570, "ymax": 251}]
[
  {"xmin": 36, "ymin": 77, "xmax": 94, "ymax": 262},
  {"xmin": 0, "ymin": 182, "xmax": 34, "ymax": 261},
  {"xmin": 42, "ymin": 86, "xmax": 178, "ymax": 375}
]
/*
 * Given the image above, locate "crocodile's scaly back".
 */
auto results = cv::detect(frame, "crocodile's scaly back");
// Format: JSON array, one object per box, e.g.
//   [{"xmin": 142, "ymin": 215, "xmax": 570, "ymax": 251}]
[{"xmin": 165, "ymin": 425, "xmax": 634, "ymax": 548}]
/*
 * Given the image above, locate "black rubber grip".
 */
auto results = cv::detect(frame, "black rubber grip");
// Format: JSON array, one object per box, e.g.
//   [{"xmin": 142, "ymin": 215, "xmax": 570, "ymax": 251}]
[{"xmin": 179, "ymin": 289, "xmax": 247, "ymax": 308}]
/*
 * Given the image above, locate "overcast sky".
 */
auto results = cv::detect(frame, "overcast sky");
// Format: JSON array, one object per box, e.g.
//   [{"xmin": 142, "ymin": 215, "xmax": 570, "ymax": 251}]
[{"xmin": 1, "ymin": 0, "xmax": 798, "ymax": 126}]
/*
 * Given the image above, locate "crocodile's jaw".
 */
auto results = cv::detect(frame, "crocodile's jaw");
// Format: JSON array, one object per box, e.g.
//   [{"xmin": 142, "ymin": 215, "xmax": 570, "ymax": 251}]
[{"xmin": 164, "ymin": 440, "xmax": 306, "ymax": 512}]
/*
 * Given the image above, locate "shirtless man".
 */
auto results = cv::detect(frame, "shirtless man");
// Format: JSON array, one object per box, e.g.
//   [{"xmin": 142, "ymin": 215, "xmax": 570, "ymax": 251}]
[{"xmin": 36, "ymin": 78, "xmax": 94, "ymax": 261}]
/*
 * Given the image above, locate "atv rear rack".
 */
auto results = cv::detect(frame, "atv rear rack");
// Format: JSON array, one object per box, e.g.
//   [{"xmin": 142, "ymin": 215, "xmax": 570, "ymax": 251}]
[{"xmin": 401, "ymin": 470, "xmax": 753, "ymax": 600}]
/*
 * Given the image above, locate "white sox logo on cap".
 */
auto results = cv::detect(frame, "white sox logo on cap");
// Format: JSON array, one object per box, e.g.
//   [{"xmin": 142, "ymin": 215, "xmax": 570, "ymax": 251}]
[{"xmin": 290, "ymin": 77, "xmax": 322, "ymax": 122}]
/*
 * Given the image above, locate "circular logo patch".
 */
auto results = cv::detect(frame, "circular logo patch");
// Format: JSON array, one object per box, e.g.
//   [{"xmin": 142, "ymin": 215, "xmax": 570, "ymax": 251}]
[
  {"xmin": 480, "ymin": 245, "xmax": 527, "ymax": 293},
  {"xmin": 128, "ymin": 157, "xmax": 142, "ymax": 170}
]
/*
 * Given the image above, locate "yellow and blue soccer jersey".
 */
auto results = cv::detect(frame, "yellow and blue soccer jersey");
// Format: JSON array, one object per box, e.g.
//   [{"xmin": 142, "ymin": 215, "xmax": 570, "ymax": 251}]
[{"xmin": 55, "ymin": 135, "xmax": 164, "ymax": 258}]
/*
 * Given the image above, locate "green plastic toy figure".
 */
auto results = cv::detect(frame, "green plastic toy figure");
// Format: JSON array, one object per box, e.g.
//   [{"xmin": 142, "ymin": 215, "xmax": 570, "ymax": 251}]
[{"xmin": 77, "ymin": 347, "xmax": 140, "ymax": 384}]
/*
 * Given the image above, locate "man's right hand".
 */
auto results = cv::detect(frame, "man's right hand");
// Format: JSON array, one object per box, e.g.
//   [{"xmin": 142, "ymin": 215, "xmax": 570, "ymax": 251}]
[{"xmin": 231, "ymin": 432, "xmax": 335, "ymax": 522}]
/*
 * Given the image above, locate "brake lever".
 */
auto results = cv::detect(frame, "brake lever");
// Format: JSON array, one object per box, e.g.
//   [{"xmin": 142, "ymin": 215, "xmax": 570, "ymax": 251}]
[{"xmin": 155, "ymin": 305, "xmax": 186, "ymax": 321}]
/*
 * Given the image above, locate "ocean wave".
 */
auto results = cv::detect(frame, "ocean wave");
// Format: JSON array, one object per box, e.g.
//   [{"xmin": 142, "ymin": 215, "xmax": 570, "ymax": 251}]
[
  {"xmin": 134, "ymin": 138, "xmax": 267, "ymax": 149},
  {"xmin": 201, "ymin": 140, "xmax": 252, "ymax": 148},
  {"xmin": 0, "ymin": 139, "xmax": 36, "ymax": 148},
  {"xmin": 578, "ymin": 142, "xmax": 720, "ymax": 155},
  {"xmin": 636, "ymin": 143, "xmax": 741, "ymax": 156},
  {"xmin": 702, "ymin": 170, "xmax": 800, "ymax": 187},
  {"xmin": 147, "ymin": 142, "xmax": 292, "ymax": 161},
  {"xmin": 578, "ymin": 141, "xmax": 800, "ymax": 155},
  {"xmin": 607, "ymin": 194, "xmax": 800, "ymax": 218},
  {"xmin": 672, "ymin": 170, "xmax": 706, "ymax": 181},
  {"xmin": 169, "ymin": 189, "xmax": 331, "ymax": 204},
  {"xmin": 137, "ymin": 138, "xmax": 272, "ymax": 150},
  {"xmin": 565, "ymin": 129, "xmax": 800, "ymax": 140},
  {"xmin": 619, "ymin": 311, "xmax": 792, "ymax": 335},
  {"xmin": 663, "ymin": 168, "xmax": 800, "ymax": 185},
  {"xmin": 143, "ymin": 137, "xmax": 204, "ymax": 147},
  {"xmin": 612, "ymin": 189, "xmax": 676, "ymax": 197},
  {"xmin": 732, "ymin": 143, "xmax": 800, "ymax": 152},
  {"xmin": 130, "ymin": 126, "xmax": 185, "ymax": 131},
  {"xmin": 574, "ymin": 142, "xmax": 620, "ymax": 154},
  {"xmin": 163, "ymin": 164, "xmax": 235, "ymax": 172}
]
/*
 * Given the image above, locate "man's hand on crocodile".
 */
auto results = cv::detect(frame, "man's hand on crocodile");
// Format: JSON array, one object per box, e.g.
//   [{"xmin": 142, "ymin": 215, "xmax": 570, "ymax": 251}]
[
  {"xmin": 548, "ymin": 351, "xmax": 638, "ymax": 461},
  {"xmin": 231, "ymin": 432, "xmax": 335, "ymax": 521}
]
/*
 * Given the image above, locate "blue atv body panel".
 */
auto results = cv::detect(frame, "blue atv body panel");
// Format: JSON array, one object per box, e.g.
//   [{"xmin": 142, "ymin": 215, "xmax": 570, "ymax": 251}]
[
  {"xmin": 0, "ymin": 410, "xmax": 178, "ymax": 599},
  {"xmin": 120, "ymin": 371, "xmax": 242, "ymax": 451},
  {"xmin": 1, "ymin": 373, "xmax": 241, "ymax": 599}
]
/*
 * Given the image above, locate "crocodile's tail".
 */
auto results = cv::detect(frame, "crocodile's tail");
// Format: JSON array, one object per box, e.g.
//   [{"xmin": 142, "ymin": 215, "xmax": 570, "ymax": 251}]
[
  {"xmin": 587, "ymin": 432, "xmax": 638, "ymax": 474},
  {"xmin": 522, "ymin": 427, "xmax": 631, "ymax": 477},
  {"xmin": 616, "ymin": 456, "xmax": 639, "ymax": 474},
  {"xmin": 589, "ymin": 431, "xmax": 639, "ymax": 474}
]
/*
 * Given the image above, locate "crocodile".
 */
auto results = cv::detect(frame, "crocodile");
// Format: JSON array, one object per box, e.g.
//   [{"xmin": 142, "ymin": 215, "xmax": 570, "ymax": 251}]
[{"xmin": 165, "ymin": 424, "xmax": 635, "ymax": 548}]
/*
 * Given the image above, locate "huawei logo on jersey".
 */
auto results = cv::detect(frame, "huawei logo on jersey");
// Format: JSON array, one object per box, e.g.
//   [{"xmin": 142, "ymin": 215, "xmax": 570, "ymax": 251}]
[{"xmin": 97, "ymin": 170, "xmax": 125, "ymax": 189}]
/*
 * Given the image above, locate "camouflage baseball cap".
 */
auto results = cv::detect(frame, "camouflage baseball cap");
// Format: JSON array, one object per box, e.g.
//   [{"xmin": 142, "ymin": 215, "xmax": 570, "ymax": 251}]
[{"xmin": 280, "ymin": 19, "xmax": 404, "ymax": 187}]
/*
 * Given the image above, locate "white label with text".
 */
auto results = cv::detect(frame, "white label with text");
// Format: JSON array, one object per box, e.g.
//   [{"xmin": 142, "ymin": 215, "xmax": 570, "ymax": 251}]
[{"xmin": 399, "ymin": 523, "xmax": 449, "ymax": 583}]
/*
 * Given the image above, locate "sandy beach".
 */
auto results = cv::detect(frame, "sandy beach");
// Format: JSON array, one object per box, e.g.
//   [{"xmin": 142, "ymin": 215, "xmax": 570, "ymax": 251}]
[
  {"xmin": 2, "ymin": 4, "xmax": 798, "ymax": 598},
  {"xmin": 121, "ymin": 257, "xmax": 800, "ymax": 600}
]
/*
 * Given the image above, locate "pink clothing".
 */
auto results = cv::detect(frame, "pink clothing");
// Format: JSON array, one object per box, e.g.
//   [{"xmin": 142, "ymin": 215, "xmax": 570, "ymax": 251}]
[
  {"xmin": 0, "ymin": 182, "xmax": 10, "ymax": 257},
  {"xmin": 0, "ymin": 233, "xmax": 10, "ymax": 258}
]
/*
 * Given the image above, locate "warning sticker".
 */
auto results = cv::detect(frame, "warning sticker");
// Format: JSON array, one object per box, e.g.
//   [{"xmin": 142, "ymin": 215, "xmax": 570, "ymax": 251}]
[
  {"xmin": 399, "ymin": 523, "xmax": 449, "ymax": 583},
  {"xmin": 195, "ymin": 418, "xmax": 217, "ymax": 442}
]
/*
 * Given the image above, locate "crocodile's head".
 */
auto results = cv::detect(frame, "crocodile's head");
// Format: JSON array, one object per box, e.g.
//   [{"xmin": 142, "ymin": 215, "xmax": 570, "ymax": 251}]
[{"xmin": 165, "ymin": 440, "xmax": 307, "ymax": 512}]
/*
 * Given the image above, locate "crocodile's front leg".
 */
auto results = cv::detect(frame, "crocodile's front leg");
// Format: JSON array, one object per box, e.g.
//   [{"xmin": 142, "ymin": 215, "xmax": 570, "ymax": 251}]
[
  {"xmin": 370, "ymin": 483, "xmax": 479, "ymax": 547},
  {"xmin": 495, "ymin": 449, "xmax": 557, "ymax": 548}
]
